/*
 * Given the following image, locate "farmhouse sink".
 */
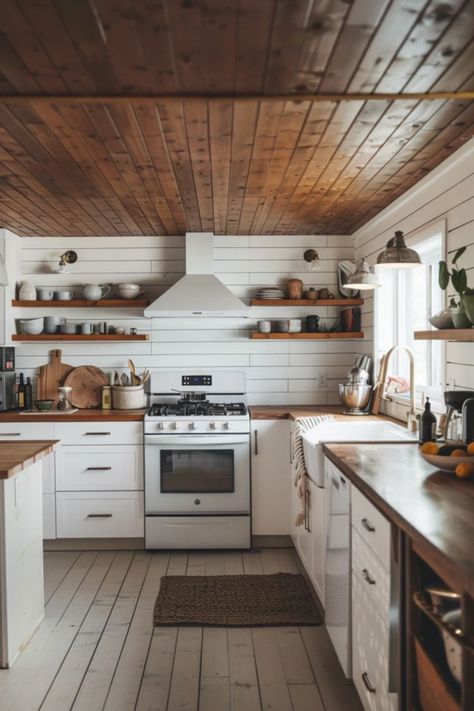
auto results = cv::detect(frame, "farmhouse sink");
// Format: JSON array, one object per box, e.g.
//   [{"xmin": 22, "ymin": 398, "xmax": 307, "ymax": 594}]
[{"xmin": 302, "ymin": 420, "xmax": 417, "ymax": 487}]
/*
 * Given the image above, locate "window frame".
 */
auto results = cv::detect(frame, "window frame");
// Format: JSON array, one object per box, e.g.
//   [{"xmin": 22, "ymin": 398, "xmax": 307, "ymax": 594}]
[{"xmin": 373, "ymin": 220, "xmax": 447, "ymax": 412}]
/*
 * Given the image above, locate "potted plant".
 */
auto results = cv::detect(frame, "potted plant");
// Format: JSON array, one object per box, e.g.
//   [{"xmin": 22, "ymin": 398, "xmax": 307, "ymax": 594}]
[{"xmin": 439, "ymin": 246, "xmax": 474, "ymax": 328}]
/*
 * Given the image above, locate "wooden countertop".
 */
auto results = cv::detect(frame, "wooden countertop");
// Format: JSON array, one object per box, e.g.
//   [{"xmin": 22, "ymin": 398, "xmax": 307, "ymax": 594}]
[
  {"xmin": 0, "ymin": 440, "xmax": 59, "ymax": 479},
  {"xmin": 323, "ymin": 443, "xmax": 474, "ymax": 594},
  {"xmin": 0, "ymin": 409, "xmax": 146, "ymax": 423},
  {"xmin": 249, "ymin": 405, "xmax": 400, "ymax": 423}
]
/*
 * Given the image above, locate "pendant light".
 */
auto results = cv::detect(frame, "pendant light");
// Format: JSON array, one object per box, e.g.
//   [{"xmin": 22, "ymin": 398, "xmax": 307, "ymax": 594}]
[
  {"xmin": 345, "ymin": 259, "xmax": 380, "ymax": 290},
  {"xmin": 376, "ymin": 230, "xmax": 421, "ymax": 268}
]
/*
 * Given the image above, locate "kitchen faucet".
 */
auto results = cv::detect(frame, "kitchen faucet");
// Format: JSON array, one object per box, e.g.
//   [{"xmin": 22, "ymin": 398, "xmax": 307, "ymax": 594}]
[{"xmin": 381, "ymin": 345, "xmax": 417, "ymax": 431}]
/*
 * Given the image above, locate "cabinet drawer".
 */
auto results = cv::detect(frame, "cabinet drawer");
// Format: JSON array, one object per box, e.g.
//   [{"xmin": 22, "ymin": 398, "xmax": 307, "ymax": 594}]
[
  {"xmin": 352, "ymin": 528, "xmax": 390, "ymax": 617},
  {"xmin": 56, "ymin": 491, "xmax": 144, "ymax": 538},
  {"xmin": 54, "ymin": 421, "xmax": 142, "ymax": 446},
  {"xmin": 0, "ymin": 422, "xmax": 54, "ymax": 439},
  {"xmin": 56, "ymin": 446, "xmax": 143, "ymax": 491},
  {"xmin": 352, "ymin": 567, "xmax": 397, "ymax": 711},
  {"xmin": 352, "ymin": 486, "xmax": 391, "ymax": 569}
]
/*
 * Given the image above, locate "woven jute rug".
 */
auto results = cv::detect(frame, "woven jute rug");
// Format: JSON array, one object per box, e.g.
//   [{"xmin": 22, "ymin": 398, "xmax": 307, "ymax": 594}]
[{"xmin": 153, "ymin": 573, "xmax": 322, "ymax": 627}]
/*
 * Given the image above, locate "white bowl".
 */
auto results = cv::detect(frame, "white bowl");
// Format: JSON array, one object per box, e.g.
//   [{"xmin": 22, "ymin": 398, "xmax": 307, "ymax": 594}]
[
  {"xmin": 118, "ymin": 283, "xmax": 140, "ymax": 299},
  {"xmin": 421, "ymin": 452, "xmax": 474, "ymax": 471},
  {"xmin": 18, "ymin": 317, "xmax": 44, "ymax": 335},
  {"xmin": 118, "ymin": 290, "xmax": 140, "ymax": 300}
]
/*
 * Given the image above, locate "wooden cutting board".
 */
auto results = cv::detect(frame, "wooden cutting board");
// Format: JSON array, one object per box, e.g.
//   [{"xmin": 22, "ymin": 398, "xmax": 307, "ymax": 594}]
[
  {"xmin": 37, "ymin": 349, "xmax": 74, "ymax": 406},
  {"xmin": 64, "ymin": 366, "xmax": 108, "ymax": 409}
]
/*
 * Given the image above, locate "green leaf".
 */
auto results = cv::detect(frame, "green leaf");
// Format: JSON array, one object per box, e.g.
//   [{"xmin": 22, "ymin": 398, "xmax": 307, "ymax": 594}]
[
  {"xmin": 452, "ymin": 246, "xmax": 467, "ymax": 265},
  {"xmin": 451, "ymin": 268, "xmax": 467, "ymax": 294},
  {"xmin": 438, "ymin": 261, "xmax": 449, "ymax": 290}
]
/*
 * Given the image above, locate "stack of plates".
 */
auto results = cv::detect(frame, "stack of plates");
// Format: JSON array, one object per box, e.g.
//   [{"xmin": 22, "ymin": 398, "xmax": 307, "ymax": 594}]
[{"xmin": 256, "ymin": 288, "xmax": 285, "ymax": 300}]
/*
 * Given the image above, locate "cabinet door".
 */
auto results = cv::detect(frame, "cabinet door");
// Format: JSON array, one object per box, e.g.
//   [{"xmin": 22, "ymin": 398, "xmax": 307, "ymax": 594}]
[{"xmin": 251, "ymin": 421, "xmax": 290, "ymax": 535}]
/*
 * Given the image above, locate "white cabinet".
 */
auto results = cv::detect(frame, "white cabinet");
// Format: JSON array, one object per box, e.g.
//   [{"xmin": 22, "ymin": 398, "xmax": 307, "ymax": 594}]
[
  {"xmin": 0, "ymin": 422, "xmax": 56, "ymax": 539},
  {"xmin": 251, "ymin": 420, "xmax": 290, "ymax": 535},
  {"xmin": 351, "ymin": 489, "xmax": 397, "ymax": 711},
  {"xmin": 55, "ymin": 421, "xmax": 144, "ymax": 539}
]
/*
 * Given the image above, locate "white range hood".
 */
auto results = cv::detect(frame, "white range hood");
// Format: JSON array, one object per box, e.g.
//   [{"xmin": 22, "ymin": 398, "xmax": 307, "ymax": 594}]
[{"xmin": 144, "ymin": 233, "xmax": 248, "ymax": 317}]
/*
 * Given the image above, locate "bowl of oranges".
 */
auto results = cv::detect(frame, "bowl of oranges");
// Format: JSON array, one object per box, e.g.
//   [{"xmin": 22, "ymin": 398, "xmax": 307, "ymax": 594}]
[{"xmin": 420, "ymin": 441, "xmax": 474, "ymax": 478}]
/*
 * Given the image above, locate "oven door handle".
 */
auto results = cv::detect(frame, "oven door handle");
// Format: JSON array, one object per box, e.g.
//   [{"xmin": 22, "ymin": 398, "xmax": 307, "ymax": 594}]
[{"xmin": 144, "ymin": 435, "xmax": 249, "ymax": 446}]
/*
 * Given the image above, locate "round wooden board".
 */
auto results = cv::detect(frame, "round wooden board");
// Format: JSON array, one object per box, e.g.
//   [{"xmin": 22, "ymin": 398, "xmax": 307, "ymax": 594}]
[{"xmin": 64, "ymin": 366, "xmax": 108, "ymax": 409}]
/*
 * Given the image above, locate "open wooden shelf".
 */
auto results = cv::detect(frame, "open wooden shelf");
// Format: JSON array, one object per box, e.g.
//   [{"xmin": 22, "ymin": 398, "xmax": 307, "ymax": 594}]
[
  {"xmin": 249, "ymin": 331, "xmax": 364, "ymax": 340},
  {"xmin": 414, "ymin": 329, "xmax": 474, "ymax": 341},
  {"xmin": 12, "ymin": 299, "xmax": 149, "ymax": 308},
  {"xmin": 250, "ymin": 298, "xmax": 364, "ymax": 307},
  {"xmin": 12, "ymin": 334, "xmax": 148, "ymax": 341}
]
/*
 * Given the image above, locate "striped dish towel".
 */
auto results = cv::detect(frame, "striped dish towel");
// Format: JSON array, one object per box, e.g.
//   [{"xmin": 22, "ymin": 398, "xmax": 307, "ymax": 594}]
[{"xmin": 292, "ymin": 415, "xmax": 334, "ymax": 526}]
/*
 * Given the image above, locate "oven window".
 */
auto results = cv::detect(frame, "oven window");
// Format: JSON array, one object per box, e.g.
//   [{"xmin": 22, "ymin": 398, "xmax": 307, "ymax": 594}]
[{"xmin": 160, "ymin": 449, "xmax": 235, "ymax": 493}]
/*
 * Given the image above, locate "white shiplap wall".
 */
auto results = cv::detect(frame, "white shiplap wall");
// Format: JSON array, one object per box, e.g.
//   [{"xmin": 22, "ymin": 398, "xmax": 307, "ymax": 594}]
[
  {"xmin": 353, "ymin": 137, "xmax": 474, "ymax": 412},
  {"xmin": 16, "ymin": 234, "xmax": 365, "ymax": 405}
]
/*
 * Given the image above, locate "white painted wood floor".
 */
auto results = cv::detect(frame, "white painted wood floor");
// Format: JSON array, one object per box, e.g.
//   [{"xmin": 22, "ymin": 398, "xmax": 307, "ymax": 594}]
[{"xmin": 0, "ymin": 548, "xmax": 362, "ymax": 711}]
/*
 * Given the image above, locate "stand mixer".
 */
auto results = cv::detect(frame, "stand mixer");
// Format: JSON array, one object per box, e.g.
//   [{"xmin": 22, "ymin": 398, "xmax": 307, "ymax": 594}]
[{"xmin": 338, "ymin": 354, "xmax": 373, "ymax": 415}]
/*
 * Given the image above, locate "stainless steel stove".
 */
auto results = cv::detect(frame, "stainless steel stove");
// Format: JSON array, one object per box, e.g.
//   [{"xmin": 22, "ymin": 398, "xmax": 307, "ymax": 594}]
[{"xmin": 144, "ymin": 371, "xmax": 251, "ymax": 550}]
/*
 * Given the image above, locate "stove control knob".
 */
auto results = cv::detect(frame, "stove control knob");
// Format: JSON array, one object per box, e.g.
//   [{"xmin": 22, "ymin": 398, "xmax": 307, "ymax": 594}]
[
  {"xmin": 210, "ymin": 422, "xmax": 217, "ymax": 430},
  {"xmin": 189, "ymin": 422, "xmax": 197, "ymax": 430},
  {"xmin": 223, "ymin": 422, "xmax": 230, "ymax": 430},
  {"xmin": 170, "ymin": 421, "xmax": 178, "ymax": 430},
  {"xmin": 158, "ymin": 422, "xmax": 165, "ymax": 430}
]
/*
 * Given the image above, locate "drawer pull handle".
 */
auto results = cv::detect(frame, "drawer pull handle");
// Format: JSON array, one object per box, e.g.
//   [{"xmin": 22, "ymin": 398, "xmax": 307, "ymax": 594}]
[
  {"xmin": 84, "ymin": 432, "xmax": 111, "ymax": 436},
  {"xmin": 361, "ymin": 517, "xmax": 375, "ymax": 532},
  {"xmin": 362, "ymin": 672, "xmax": 376, "ymax": 693},
  {"xmin": 254, "ymin": 429, "xmax": 258, "ymax": 455},
  {"xmin": 0, "ymin": 432, "xmax": 21, "ymax": 436},
  {"xmin": 85, "ymin": 467, "xmax": 112, "ymax": 471},
  {"xmin": 362, "ymin": 568, "xmax": 376, "ymax": 585},
  {"xmin": 86, "ymin": 513, "xmax": 113, "ymax": 518},
  {"xmin": 331, "ymin": 476, "xmax": 340, "ymax": 489}
]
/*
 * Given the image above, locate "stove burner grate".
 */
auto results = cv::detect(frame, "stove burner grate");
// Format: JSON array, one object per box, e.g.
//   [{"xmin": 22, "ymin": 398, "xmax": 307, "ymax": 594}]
[{"xmin": 147, "ymin": 401, "xmax": 247, "ymax": 417}]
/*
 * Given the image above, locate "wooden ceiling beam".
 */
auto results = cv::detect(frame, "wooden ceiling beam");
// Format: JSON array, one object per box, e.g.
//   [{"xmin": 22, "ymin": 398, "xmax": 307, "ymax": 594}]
[{"xmin": 0, "ymin": 92, "xmax": 472, "ymax": 106}]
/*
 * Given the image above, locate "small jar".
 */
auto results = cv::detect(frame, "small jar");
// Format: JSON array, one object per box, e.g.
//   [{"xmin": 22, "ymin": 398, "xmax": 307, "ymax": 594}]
[
  {"xmin": 102, "ymin": 385, "xmax": 112, "ymax": 410},
  {"xmin": 57, "ymin": 386, "xmax": 72, "ymax": 410},
  {"xmin": 257, "ymin": 320, "xmax": 271, "ymax": 333},
  {"xmin": 306, "ymin": 315, "xmax": 320, "ymax": 332}
]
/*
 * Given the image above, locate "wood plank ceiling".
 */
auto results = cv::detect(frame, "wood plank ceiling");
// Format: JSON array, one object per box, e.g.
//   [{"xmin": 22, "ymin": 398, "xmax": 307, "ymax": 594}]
[{"xmin": 0, "ymin": 0, "xmax": 472, "ymax": 236}]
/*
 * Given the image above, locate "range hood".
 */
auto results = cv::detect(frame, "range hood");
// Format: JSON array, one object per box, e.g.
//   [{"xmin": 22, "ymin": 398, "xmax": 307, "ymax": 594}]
[{"xmin": 144, "ymin": 233, "xmax": 248, "ymax": 317}]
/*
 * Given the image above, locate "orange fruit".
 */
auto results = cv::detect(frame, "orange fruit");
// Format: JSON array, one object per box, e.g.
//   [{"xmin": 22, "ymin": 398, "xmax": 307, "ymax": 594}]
[
  {"xmin": 455, "ymin": 462, "xmax": 474, "ymax": 479},
  {"xmin": 451, "ymin": 449, "xmax": 467, "ymax": 457},
  {"xmin": 467, "ymin": 442, "xmax": 474, "ymax": 456},
  {"xmin": 420, "ymin": 442, "xmax": 439, "ymax": 455}
]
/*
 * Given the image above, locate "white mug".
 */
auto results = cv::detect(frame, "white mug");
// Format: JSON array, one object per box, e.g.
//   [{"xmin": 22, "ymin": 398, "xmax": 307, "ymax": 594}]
[
  {"xmin": 37, "ymin": 287, "xmax": 54, "ymax": 300},
  {"xmin": 54, "ymin": 290, "xmax": 73, "ymax": 301}
]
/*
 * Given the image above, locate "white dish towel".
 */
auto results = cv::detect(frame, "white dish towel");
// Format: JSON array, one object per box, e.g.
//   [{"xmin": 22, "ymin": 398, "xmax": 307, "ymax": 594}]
[{"xmin": 292, "ymin": 415, "xmax": 334, "ymax": 526}]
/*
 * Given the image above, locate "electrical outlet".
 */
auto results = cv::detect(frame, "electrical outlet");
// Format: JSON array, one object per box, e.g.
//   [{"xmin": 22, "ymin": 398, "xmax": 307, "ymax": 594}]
[{"xmin": 318, "ymin": 372, "xmax": 327, "ymax": 388}]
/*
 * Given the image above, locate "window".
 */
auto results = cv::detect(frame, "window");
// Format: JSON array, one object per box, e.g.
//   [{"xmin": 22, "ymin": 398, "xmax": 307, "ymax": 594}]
[{"xmin": 374, "ymin": 224, "xmax": 445, "ymax": 409}]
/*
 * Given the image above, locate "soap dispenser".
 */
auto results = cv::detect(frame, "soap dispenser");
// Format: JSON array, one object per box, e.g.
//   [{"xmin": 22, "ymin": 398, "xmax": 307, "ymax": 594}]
[{"xmin": 462, "ymin": 398, "xmax": 474, "ymax": 443}]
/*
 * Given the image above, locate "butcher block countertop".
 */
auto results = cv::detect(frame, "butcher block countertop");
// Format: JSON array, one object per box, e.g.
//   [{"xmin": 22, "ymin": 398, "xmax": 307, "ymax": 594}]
[
  {"xmin": 0, "ymin": 440, "xmax": 59, "ymax": 479},
  {"xmin": 324, "ymin": 443, "xmax": 474, "ymax": 594},
  {"xmin": 249, "ymin": 405, "xmax": 399, "ymax": 423},
  {"xmin": 0, "ymin": 408, "xmax": 146, "ymax": 423}
]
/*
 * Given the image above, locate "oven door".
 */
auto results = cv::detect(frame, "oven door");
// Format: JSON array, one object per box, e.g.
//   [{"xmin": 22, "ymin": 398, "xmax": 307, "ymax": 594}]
[{"xmin": 145, "ymin": 434, "xmax": 250, "ymax": 514}]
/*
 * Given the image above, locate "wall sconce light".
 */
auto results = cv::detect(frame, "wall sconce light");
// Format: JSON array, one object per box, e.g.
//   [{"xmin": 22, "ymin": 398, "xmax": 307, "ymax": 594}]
[
  {"xmin": 304, "ymin": 249, "xmax": 320, "ymax": 272},
  {"xmin": 57, "ymin": 250, "xmax": 78, "ymax": 274}
]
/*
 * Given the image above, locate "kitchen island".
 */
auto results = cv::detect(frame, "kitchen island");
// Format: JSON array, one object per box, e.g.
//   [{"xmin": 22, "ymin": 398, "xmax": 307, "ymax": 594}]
[
  {"xmin": 0, "ymin": 440, "xmax": 59, "ymax": 668},
  {"xmin": 323, "ymin": 442, "xmax": 474, "ymax": 711}
]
